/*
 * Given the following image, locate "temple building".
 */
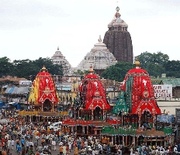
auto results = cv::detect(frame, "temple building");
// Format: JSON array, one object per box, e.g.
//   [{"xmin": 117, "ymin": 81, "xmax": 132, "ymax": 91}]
[
  {"xmin": 19, "ymin": 66, "xmax": 61, "ymax": 122},
  {"xmin": 51, "ymin": 47, "xmax": 72, "ymax": 75},
  {"xmin": 101, "ymin": 61, "xmax": 174, "ymax": 147},
  {"xmin": 103, "ymin": 6, "xmax": 133, "ymax": 63},
  {"xmin": 76, "ymin": 36, "xmax": 117, "ymax": 75},
  {"xmin": 62, "ymin": 67, "xmax": 114, "ymax": 136}
]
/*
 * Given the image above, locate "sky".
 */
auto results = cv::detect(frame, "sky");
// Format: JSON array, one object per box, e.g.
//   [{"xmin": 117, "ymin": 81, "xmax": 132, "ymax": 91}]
[{"xmin": 0, "ymin": 0, "xmax": 180, "ymax": 67}]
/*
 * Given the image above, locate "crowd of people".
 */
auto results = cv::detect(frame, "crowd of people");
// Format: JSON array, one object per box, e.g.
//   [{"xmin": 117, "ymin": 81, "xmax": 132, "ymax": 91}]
[{"xmin": 0, "ymin": 109, "xmax": 180, "ymax": 155}]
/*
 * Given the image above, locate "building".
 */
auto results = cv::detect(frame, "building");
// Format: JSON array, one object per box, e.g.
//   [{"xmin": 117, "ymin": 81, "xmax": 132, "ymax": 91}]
[
  {"xmin": 152, "ymin": 76, "xmax": 180, "ymax": 99},
  {"xmin": 51, "ymin": 47, "xmax": 72, "ymax": 75},
  {"xmin": 101, "ymin": 61, "xmax": 174, "ymax": 147},
  {"xmin": 103, "ymin": 6, "xmax": 133, "ymax": 63},
  {"xmin": 76, "ymin": 36, "xmax": 117, "ymax": 75}
]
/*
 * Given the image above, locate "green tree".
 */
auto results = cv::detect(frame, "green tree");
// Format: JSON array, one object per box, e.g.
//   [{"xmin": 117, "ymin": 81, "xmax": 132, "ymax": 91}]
[
  {"xmin": 33, "ymin": 57, "xmax": 63, "ymax": 75},
  {"xmin": 153, "ymin": 51, "xmax": 169, "ymax": 65},
  {"xmin": 0, "ymin": 57, "xmax": 14, "ymax": 77},
  {"xmin": 101, "ymin": 62, "xmax": 133, "ymax": 81},
  {"xmin": 146, "ymin": 63, "xmax": 165, "ymax": 77},
  {"xmin": 164, "ymin": 60, "xmax": 180, "ymax": 77},
  {"xmin": 135, "ymin": 51, "xmax": 169, "ymax": 77},
  {"xmin": 12, "ymin": 59, "xmax": 33, "ymax": 78},
  {"xmin": 12, "ymin": 57, "xmax": 63, "ymax": 80}
]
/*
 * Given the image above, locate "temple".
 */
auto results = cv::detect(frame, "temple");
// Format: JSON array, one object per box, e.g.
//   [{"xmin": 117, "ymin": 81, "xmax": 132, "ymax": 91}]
[
  {"xmin": 76, "ymin": 36, "xmax": 117, "ymax": 75},
  {"xmin": 101, "ymin": 61, "xmax": 173, "ymax": 147},
  {"xmin": 103, "ymin": 6, "xmax": 133, "ymax": 63},
  {"xmin": 120, "ymin": 60, "xmax": 161, "ymax": 127},
  {"xmin": 62, "ymin": 67, "xmax": 114, "ymax": 136},
  {"xmin": 51, "ymin": 47, "xmax": 72, "ymax": 75},
  {"xmin": 28, "ymin": 66, "xmax": 59, "ymax": 113}
]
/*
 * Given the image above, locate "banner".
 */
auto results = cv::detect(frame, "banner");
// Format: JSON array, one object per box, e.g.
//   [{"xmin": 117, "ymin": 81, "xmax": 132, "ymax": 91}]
[{"xmin": 153, "ymin": 85, "xmax": 172, "ymax": 100}]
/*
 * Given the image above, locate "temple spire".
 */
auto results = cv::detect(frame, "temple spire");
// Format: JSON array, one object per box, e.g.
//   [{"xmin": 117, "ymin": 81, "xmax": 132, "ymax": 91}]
[
  {"xmin": 115, "ymin": 6, "xmax": 121, "ymax": 18},
  {"xmin": 134, "ymin": 60, "xmax": 141, "ymax": 68},
  {"xmin": 98, "ymin": 35, "xmax": 102, "ymax": 43},
  {"xmin": 41, "ymin": 66, "xmax": 48, "ymax": 72},
  {"xmin": 89, "ymin": 66, "xmax": 94, "ymax": 73}
]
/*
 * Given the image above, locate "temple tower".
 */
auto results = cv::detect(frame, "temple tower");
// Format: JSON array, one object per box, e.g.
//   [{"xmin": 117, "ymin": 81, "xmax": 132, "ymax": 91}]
[
  {"xmin": 121, "ymin": 60, "xmax": 161, "ymax": 128},
  {"xmin": 51, "ymin": 47, "xmax": 72, "ymax": 75},
  {"xmin": 103, "ymin": 6, "xmax": 133, "ymax": 63},
  {"xmin": 77, "ymin": 36, "xmax": 117, "ymax": 75},
  {"xmin": 78, "ymin": 67, "xmax": 111, "ymax": 121},
  {"xmin": 28, "ymin": 66, "xmax": 59, "ymax": 112}
]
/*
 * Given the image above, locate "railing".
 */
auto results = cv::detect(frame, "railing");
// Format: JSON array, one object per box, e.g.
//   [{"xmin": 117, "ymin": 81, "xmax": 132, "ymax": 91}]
[
  {"xmin": 102, "ymin": 126, "xmax": 137, "ymax": 135},
  {"xmin": 18, "ymin": 110, "xmax": 68, "ymax": 116}
]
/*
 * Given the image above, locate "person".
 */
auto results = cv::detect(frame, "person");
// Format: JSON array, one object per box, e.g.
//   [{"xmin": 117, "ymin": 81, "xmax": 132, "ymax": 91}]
[
  {"xmin": 35, "ymin": 151, "xmax": 40, "ymax": 155},
  {"xmin": 74, "ymin": 146, "xmax": 79, "ymax": 155},
  {"xmin": 63, "ymin": 145, "xmax": 67, "ymax": 155},
  {"xmin": 177, "ymin": 144, "xmax": 180, "ymax": 153},
  {"xmin": 27, "ymin": 145, "xmax": 35, "ymax": 155},
  {"xmin": 21, "ymin": 146, "xmax": 26, "ymax": 155},
  {"xmin": 21, "ymin": 137, "xmax": 25, "ymax": 147},
  {"xmin": 68, "ymin": 141, "xmax": 72, "ymax": 153},
  {"xmin": 16, "ymin": 142, "xmax": 22, "ymax": 155},
  {"xmin": 130, "ymin": 147, "xmax": 134, "ymax": 155},
  {"xmin": 11, "ymin": 139, "xmax": 15, "ymax": 150},
  {"xmin": 1, "ymin": 149, "xmax": 7, "ymax": 155},
  {"xmin": 41, "ymin": 138, "xmax": 45, "ymax": 147},
  {"xmin": 173, "ymin": 145, "xmax": 178, "ymax": 154},
  {"xmin": 117, "ymin": 149, "xmax": 122, "ymax": 155},
  {"xmin": 59, "ymin": 145, "xmax": 63, "ymax": 155},
  {"xmin": 52, "ymin": 139, "xmax": 56, "ymax": 151}
]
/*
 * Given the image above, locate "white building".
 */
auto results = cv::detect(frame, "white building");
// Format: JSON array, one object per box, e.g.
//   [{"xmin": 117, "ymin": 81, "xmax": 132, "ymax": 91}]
[
  {"xmin": 76, "ymin": 36, "xmax": 117, "ymax": 72},
  {"xmin": 51, "ymin": 47, "xmax": 72, "ymax": 75}
]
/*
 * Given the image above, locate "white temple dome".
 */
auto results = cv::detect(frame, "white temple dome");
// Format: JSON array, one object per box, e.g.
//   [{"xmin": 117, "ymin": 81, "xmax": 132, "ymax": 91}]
[
  {"xmin": 76, "ymin": 36, "xmax": 117, "ymax": 71},
  {"xmin": 51, "ymin": 47, "xmax": 72, "ymax": 75}
]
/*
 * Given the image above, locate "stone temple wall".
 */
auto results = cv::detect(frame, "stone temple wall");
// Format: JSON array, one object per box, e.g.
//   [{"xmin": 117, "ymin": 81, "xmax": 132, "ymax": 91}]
[{"xmin": 103, "ymin": 30, "xmax": 133, "ymax": 63}]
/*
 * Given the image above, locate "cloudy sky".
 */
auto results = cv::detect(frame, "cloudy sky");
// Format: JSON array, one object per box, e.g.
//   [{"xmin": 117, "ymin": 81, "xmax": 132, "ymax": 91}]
[{"xmin": 0, "ymin": 0, "xmax": 180, "ymax": 67}]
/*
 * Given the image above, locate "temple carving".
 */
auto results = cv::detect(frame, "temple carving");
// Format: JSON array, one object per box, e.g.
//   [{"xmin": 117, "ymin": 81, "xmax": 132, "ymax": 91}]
[
  {"xmin": 77, "ymin": 36, "xmax": 117, "ymax": 75},
  {"xmin": 103, "ymin": 6, "xmax": 133, "ymax": 63}
]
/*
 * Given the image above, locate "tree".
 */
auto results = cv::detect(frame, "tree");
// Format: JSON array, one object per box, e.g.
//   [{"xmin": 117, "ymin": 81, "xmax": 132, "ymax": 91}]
[
  {"xmin": 0, "ymin": 57, "xmax": 14, "ymax": 77},
  {"xmin": 135, "ymin": 51, "xmax": 169, "ymax": 77},
  {"xmin": 164, "ymin": 60, "xmax": 180, "ymax": 77},
  {"xmin": 11, "ymin": 57, "xmax": 63, "ymax": 80},
  {"xmin": 33, "ymin": 57, "xmax": 63, "ymax": 76},
  {"xmin": 101, "ymin": 62, "xmax": 133, "ymax": 81},
  {"xmin": 146, "ymin": 63, "xmax": 165, "ymax": 78},
  {"xmin": 12, "ymin": 59, "xmax": 34, "ymax": 79},
  {"xmin": 153, "ymin": 51, "xmax": 169, "ymax": 65}
]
